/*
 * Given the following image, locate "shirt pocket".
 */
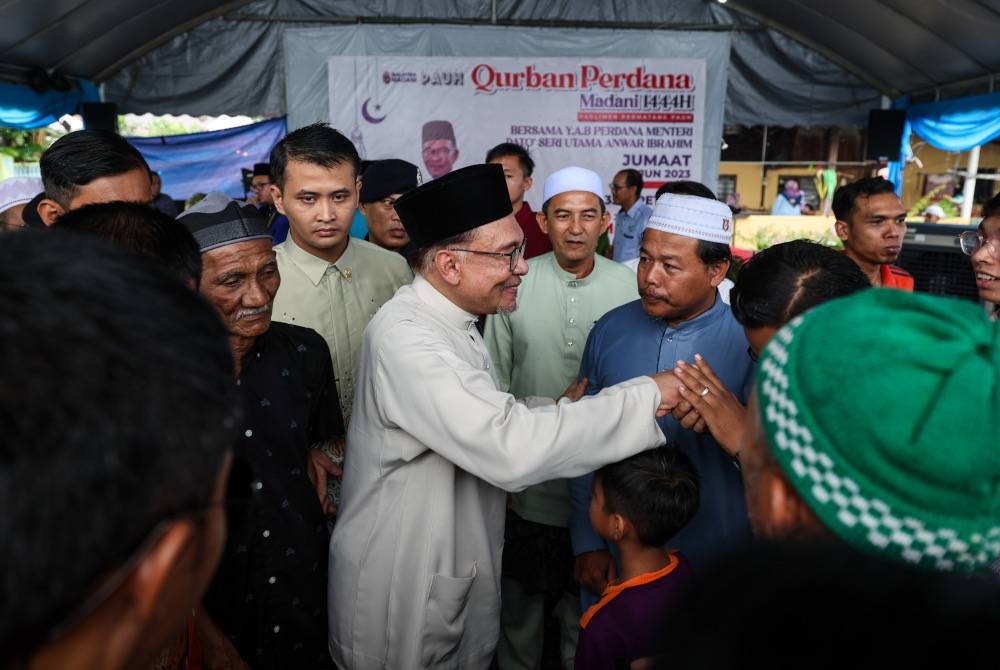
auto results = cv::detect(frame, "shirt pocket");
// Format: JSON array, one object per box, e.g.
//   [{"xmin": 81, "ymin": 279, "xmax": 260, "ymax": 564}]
[{"xmin": 419, "ymin": 563, "xmax": 478, "ymax": 667}]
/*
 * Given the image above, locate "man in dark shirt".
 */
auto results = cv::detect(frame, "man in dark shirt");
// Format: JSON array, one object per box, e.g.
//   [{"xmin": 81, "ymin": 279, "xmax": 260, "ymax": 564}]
[
  {"xmin": 486, "ymin": 142, "xmax": 552, "ymax": 260},
  {"xmin": 358, "ymin": 158, "xmax": 419, "ymax": 259},
  {"xmin": 249, "ymin": 162, "xmax": 292, "ymax": 244},
  {"xmin": 180, "ymin": 193, "xmax": 345, "ymax": 669}
]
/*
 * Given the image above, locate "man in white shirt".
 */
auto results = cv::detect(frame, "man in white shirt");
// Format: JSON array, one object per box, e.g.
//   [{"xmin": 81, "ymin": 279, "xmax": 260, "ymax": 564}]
[{"xmin": 328, "ymin": 164, "xmax": 680, "ymax": 669}]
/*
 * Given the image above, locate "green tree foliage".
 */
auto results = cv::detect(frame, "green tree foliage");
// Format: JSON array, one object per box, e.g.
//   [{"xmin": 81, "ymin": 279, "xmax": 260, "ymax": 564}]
[{"xmin": 0, "ymin": 128, "xmax": 57, "ymax": 162}]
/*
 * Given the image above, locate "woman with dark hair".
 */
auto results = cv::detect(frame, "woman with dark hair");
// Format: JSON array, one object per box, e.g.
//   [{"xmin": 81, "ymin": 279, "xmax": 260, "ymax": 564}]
[
  {"xmin": 671, "ymin": 240, "xmax": 870, "ymax": 455},
  {"xmin": 959, "ymin": 192, "xmax": 1000, "ymax": 319}
]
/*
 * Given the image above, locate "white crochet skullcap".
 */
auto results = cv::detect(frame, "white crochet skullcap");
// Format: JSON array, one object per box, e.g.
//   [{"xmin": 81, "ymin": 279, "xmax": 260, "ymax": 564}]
[
  {"xmin": 542, "ymin": 166, "xmax": 603, "ymax": 203},
  {"xmin": 647, "ymin": 193, "xmax": 734, "ymax": 244}
]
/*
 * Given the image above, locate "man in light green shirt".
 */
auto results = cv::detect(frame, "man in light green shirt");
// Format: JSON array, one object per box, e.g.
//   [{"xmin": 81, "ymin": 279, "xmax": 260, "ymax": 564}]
[
  {"xmin": 485, "ymin": 166, "xmax": 637, "ymax": 670},
  {"xmin": 269, "ymin": 123, "xmax": 412, "ymax": 422}
]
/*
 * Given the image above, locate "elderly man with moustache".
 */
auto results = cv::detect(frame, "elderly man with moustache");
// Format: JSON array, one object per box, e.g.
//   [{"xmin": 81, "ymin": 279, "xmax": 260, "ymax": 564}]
[
  {"xmin": 328, "ymin": 164, "xmax": 684, "ymax": 669},
  {"xmin": 180, "ymin": 194, "xmax": 346, "ymax": 669}
]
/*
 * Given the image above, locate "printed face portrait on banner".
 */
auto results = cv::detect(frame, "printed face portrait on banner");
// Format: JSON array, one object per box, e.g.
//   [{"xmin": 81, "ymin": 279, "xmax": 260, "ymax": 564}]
[{"xmin": 329, "ymin": 57, "xmax": 706, "ymax": 215}]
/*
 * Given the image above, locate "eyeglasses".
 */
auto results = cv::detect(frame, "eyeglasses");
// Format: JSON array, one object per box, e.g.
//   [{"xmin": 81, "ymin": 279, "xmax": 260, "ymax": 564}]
[
  {"xmin": 450, "ymin": 240, "xmax": 526, "ymax": 273},
  {"xmin": 959, "ymin": 230, "xmax": 1000, "ymax": 256},
  {"xmin": 251, "ymin": 181, "xmax": 271, "ymax": 191}
]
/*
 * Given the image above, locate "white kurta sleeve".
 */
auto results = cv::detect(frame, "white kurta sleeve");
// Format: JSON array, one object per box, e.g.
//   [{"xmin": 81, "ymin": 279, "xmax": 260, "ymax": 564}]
[{"xmin": 373, "ymin": 317, "xmax": 664, "ymax": 492}]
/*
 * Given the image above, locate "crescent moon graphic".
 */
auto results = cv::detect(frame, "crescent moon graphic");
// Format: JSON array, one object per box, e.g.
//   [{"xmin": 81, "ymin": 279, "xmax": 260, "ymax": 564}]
[{"xmin": 362, "ymin": 98, "xmax": 387, "ymax": 124}]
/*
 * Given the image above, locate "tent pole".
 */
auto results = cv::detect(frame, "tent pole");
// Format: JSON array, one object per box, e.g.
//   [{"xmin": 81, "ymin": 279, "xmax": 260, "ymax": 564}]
[
  {"xmin": 760, "ymin": 125, "xmax": 768, "ymax": 210},
  {"xmin": 961, "ymin": 145, "xmax": 981, "ymax": 220}
]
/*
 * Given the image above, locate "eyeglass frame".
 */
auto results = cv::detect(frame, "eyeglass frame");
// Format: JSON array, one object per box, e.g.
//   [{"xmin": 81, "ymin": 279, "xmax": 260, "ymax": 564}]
[
  {"xmin": 449, "ymin": 239, "xmax": 527, "ymax": 273},
  {"xmin": 958, "ymin": 230, "xmax": 1000, "ymax": 256}
]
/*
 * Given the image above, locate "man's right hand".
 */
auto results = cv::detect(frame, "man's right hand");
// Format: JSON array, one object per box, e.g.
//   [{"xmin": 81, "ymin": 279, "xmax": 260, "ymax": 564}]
[
  {"xmin": 650, "ymin": 371, "xmax": 682, "ymax": 416},
  {"xmin": 574, "ymin": 549, "xmax": 617, "ymax": 596}
]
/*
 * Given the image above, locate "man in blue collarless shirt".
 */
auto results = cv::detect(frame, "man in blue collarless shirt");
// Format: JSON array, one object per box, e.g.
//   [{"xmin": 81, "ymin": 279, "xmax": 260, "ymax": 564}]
[
  {"xmin": 609, "ymin": 169, "xmax": 653, "ymax": 262},
  {"xmin": 569, "ymin": 193, "xmax": 754, "ymax": 609}
]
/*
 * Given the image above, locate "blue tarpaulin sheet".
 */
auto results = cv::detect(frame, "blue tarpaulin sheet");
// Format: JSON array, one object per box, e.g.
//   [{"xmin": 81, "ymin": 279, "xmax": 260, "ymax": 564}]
[
  {"xmin": 128, "ymin": 117, "xmax": 287, "ymax": 201},
  {"xmin": 0, "ymin": 80, "xmax": 101, "ymax": 129},
  {"xmin": 889, "ymin": 92, "xmax": 1000, "ymax": 196},
  {"xmin": 907, "ymin": 92, "xmax": 1000, "ymax": 152}
]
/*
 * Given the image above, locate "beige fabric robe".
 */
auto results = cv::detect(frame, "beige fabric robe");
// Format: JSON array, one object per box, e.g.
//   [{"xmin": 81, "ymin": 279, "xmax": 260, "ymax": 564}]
[{"xmin": 328, "ymin": 276, "xmax": 664, "ymax": 669}]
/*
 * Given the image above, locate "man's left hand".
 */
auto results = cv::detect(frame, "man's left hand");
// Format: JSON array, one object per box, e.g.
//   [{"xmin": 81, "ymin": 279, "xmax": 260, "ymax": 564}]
[{"xmin": 672, "ymin": 354, "xmax": 747, "ymax": 457}]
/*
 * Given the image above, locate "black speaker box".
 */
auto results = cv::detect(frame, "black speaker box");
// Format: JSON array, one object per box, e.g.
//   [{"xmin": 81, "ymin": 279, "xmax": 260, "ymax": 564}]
[
  {"xmin": 865, "ymin": 110, "xmax": 906, "ymax": 162},
  {"xmin": 897, "ymin": 223, "xmax": 979, "ymax": 301},
  {"xmin": 81, "ymin": 102, "xmax": 119, "ymax": 133}
]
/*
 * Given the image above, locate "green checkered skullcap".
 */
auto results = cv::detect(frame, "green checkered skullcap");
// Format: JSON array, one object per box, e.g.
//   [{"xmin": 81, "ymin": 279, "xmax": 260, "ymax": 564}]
[{"xmin": 756, "ymin": 288, "xmax": 1000, "ymax": 572}]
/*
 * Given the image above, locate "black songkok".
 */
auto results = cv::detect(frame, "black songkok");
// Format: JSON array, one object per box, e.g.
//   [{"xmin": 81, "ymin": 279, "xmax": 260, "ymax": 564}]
[
  {"xmin": 394, "ymin": 164, "xmax": 513, "ymax": 249},
  {"xmin": 360, "ymin": 159, "xmax": 421, "ymax": 203}
]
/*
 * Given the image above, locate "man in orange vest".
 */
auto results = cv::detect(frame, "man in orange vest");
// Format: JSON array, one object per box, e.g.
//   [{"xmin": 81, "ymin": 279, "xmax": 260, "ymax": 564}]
[{"xmin": 833, "ymin": 177, "xmax": 914, "ymax": 290}]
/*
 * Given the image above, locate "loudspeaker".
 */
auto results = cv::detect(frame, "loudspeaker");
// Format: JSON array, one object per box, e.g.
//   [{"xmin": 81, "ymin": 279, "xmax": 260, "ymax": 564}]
[
  {"xmin": 865, "ymin": 110, "xmax": 906, "ymax": 162},
  {"xmin": 81, "ymin": 102, "xmax": 119, "ymax": 133},
  {"xmin": 896, "ymin": 223, "xmax": 979, "ymax": 301}
]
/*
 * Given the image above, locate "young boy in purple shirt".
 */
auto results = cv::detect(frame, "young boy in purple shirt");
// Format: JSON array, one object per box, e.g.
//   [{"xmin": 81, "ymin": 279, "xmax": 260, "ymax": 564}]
[{"xmin": 575, "ymin": 446, "xmax": 700, "ymax": 670}]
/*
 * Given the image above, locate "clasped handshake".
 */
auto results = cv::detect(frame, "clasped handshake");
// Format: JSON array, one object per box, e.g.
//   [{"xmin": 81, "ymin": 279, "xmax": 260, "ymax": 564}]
[{"xmin": 560, "ymin": 354, "xmax": 747, "ymax": 457}]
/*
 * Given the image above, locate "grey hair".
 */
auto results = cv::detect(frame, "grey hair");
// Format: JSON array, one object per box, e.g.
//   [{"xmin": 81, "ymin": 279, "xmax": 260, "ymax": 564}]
[{"xmin": 409, "ymin": 228, "xmax": 481, "ymax": 275}]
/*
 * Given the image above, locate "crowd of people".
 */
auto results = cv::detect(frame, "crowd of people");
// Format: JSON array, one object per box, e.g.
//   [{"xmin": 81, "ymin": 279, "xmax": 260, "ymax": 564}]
[{"xmin": 2, "ymin": 124, "xmax": 1000, "ymax": 670}]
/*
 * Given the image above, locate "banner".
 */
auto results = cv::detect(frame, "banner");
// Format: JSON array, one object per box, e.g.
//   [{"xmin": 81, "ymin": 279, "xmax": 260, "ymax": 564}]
[{"xmin": 328, "ymin": 56, "xmax": 706, "ymax": 208}]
